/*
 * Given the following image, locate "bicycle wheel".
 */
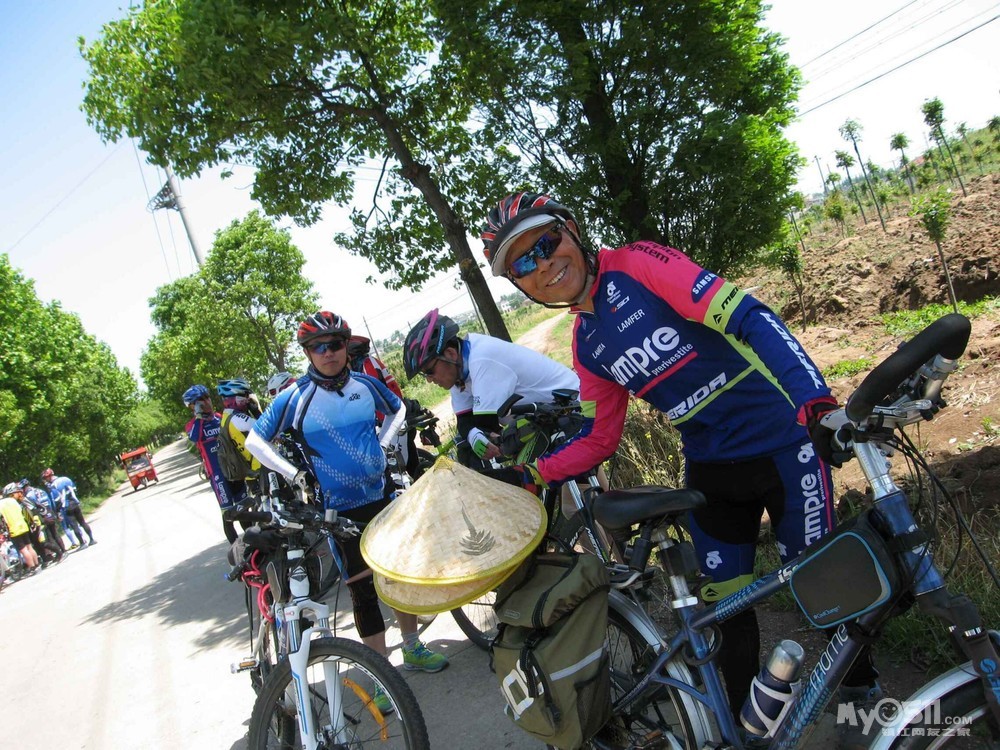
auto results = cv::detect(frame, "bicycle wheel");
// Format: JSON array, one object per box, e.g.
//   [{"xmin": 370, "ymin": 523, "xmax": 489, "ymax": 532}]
[
  {"xmin": 451, "ymin": 591, "xmax": 498, "ymax": 651},
  {"xmin": 248, "ymin": 636, "xmax": 429, "ymax": 750},
  {"xmin": 889, "ymin": 680, "xmax": 1000, "ymax": 749},
  {"xmin": 592, "ymin": 608, "xmax": 698, "ymax": 748}
]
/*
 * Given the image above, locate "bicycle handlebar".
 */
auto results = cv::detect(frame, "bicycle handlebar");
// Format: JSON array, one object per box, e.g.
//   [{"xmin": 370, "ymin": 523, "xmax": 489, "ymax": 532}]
[{"xmin": 845, "ymin": 313, "xmax": 971, "ymax": 422}]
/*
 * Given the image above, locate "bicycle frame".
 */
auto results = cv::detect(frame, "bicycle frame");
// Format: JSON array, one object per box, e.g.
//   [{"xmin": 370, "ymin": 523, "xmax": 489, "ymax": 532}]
[
  {"xmin": 605, "ymin": 436, "xmax": 1000, "ymax": 750},
  {"xmin": 280, "ymin": 545, "xmax": 347, "ymax": 750}
]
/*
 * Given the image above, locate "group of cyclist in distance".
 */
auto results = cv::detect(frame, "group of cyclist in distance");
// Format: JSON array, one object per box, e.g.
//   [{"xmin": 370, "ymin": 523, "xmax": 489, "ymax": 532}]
[{"xmin": 183, "ymin": 188, "xmax": 882, "ymax": 745}]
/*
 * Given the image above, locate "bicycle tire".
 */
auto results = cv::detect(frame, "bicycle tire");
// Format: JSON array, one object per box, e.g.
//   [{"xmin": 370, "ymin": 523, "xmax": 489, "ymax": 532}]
[
  {"xmin": 451, "ymin": 591, "xmax": 498, "ymax": 651},
  {"xmin": 888, "ymin": 680, "xmax": 999, "ymax": 749},
  {"xmin": 247, "ymin": 636, "xmax": 429, "ymax": 750},
  {"xmin": 591, "ymin": 608, "xmax": 698, "ymax": 749}
]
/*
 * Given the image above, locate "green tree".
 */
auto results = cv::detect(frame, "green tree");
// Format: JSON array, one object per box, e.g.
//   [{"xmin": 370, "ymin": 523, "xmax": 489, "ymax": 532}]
[
  {"xmin": 824, "ymin": 193, "xmax": 847, "ymax": 237},
  {"xmin": 839, "ymin": 119, "xmax": 886, "ymax": 231},
  {"xmin": 989, "ymin": 116, "xmax": 1000, "ymax": 147},
  {"xmin": 436, "ymin": 0, "xmax": 802, "ymax": 278},
  {"xmin": 141, "ymin": 213, "xmax": 317, "ymax": 417},
  {"xmin": 0, "ymin": 255, "xmax": 139, "ymax": 490},
  {"xmin": 911, "ymin": 188, "xmax": 958, "ymax": 312},
  {"xmin": 767, "ymin": 215, "xmax": 808, "ymax": 331},
  {"xmin": 921, "ymin": 98, "xmax": 967, "ymax": 197},
  {"xmin": 80, "ymin": 0, "xmax": 513, "ymax": 340},
  {"xmin": 833, "ymin": 150, "xmax": 867, "ymax": 224},
  {"xmin": 890, "ymin": 132, "xmax": 915, "ymax": 193}
]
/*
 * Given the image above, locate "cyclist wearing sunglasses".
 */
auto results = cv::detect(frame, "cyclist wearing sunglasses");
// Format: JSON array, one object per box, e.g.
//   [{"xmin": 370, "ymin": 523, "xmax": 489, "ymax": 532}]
[
  {"xmin": 481, "ymin": 191, "xmax": 879, "ymax": 720},
  {"xmin": 402, "ymin": 308, "xmax": 579, "ymax": 465},
  {"xmin": 245, "ymin": 310, "xmax": 449, "ymax": 675}
]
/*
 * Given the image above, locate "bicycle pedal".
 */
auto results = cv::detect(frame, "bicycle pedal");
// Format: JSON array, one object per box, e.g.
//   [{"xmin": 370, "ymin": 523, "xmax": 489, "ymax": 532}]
[{"xmin": 231, "ymin": 657, "xmax": 259, "ymax": 674}]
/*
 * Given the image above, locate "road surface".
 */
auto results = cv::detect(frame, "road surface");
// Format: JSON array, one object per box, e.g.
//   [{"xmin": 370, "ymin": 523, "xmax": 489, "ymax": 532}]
[{"xmin": 0, "ymin": 439, "xmax": 534, "ymax": 749}]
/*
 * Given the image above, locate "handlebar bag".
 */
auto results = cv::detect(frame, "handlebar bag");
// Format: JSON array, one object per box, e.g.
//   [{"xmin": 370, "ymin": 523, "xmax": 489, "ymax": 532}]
[
  {"xmin": 491, "ymin": 553, "xmax": 611, "ymax": 749},
  {"xmin": 790, "ymin": 509, "xmax": 901, "ymax": 628}
]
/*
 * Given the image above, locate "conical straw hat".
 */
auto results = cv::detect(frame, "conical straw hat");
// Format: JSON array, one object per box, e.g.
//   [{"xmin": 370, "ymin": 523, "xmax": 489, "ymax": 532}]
[
  {"xmin": 374, "ymin": 565, "xmax": 517, "ymax": 615},
  {"xmin": 361, "ymin": 457, "xmax": 546, "ymax": 585}
]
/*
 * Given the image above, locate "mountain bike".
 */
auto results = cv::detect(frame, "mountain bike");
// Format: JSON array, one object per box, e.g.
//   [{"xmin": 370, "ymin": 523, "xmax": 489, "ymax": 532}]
[
  {"xmin": 226, "ymin": 480, "xmax": 430, "ymax": 750},
  {"xmin": 581, "ymin": 313, "xmax": 1000, "ymax": 749},
  {"xmin": 450, "ymin": 389, "xmax": 620, "ymax": 650}
]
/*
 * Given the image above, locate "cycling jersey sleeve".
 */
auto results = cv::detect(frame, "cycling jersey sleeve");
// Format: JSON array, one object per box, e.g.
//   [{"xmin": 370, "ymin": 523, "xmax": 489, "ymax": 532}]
[
  {"xmin": 627, "ymin": 241, "xmax": 830, "ymax": 409},
  {"xmin": 245, "ymin": 429, "xmax": 298, "ymax": 478},
  {"xmin": 535, "ymin": 325, "xmax": 630, "ymax": 484}
]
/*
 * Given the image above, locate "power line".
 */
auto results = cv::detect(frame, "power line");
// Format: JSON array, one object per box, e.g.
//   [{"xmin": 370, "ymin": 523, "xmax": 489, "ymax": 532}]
[
  {"xmin": 7, "ymin": 143, "xmax": 123, "ymax": 253},
  {"xmin": 131, "ymin": 139, "xmax": 174, "ymax": 281},
  {"xmin": 797, "ymin": 14, "xmax": 999, "ymax": 116},
  {"xmin": 803, "ymin": 0, "xmax": 971, "ymax": 88},
  {"xmin": 799, "ymin": 0, "xmax": 922, "ymax": 68}
]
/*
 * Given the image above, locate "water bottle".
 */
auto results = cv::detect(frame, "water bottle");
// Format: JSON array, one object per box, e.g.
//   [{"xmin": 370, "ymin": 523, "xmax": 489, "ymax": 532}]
[{"xmin": 740, "ymin": 639, "xmax": 804, "ymax": 738}]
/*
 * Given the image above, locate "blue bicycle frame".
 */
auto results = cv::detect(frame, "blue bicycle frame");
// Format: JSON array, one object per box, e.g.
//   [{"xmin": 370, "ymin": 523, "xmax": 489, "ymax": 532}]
[{"xmin": 611, "ymin": 436, "xmax": 996, "ymax": 750}]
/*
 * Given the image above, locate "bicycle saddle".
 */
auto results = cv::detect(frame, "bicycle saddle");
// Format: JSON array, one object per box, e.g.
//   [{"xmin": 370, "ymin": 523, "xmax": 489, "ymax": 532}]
[{"xmin": 593, "ymin": 487, "xmax": 706, "ymax": 530}]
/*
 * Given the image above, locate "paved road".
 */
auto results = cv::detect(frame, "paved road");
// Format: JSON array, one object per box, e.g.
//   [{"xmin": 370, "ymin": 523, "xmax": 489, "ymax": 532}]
[
  {"xmin": 0, "ymin": 439, "xmax": 534, "ymax": 750},
  {"xmin": 1, "ymin": 438, "xmax": 840, "ymax": 749}
]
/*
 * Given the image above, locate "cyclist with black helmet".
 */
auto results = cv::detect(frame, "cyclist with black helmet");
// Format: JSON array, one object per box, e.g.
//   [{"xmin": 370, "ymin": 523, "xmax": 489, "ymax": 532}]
[
  {"xmin": 183, "ymin": 384, "xmax": 248, "ymax": 543},
  {"xmin": 480, "ymin": 191, "xmax": 880, "ymax": 721},
  {"xmin": 402, "ymin": 308, "xmax": 579, "ymax": 466},
  {"xmin": 245, "ymin": 311, "xmax": 449, "ymax": 677}
]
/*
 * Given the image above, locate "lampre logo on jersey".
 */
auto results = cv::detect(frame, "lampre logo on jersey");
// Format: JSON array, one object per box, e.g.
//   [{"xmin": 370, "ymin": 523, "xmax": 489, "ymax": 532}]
[{"xmin": 603, "ymin": 326, "xmax": 693, "ymax": 387}]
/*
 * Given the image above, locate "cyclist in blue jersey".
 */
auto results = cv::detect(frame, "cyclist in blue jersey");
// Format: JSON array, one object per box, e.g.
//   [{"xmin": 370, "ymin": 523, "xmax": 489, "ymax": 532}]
[
  {"xmin": 481, "ymin": 191, "xmax": 878, "ymax": 721},
  {"xmin": 41, "ymin": 468, "xmax": 96, "ymax": 548},
  {"xmin": 184, "ymin": 384, "xmax": 248, "ymax": 543},
  {"xmin": 245, "ymin": 311, "xmax": 448, "ymax": 684}
]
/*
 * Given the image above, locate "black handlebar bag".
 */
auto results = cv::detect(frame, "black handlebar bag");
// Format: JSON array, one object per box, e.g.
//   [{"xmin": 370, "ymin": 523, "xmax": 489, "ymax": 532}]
[{"xmin": 790, "ymin": 509, "xmax": 902, "ymax": 628}]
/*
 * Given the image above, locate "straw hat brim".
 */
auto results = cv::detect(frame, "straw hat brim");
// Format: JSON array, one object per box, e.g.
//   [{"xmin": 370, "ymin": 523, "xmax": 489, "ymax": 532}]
[
  {"xmin": 361, "ymin": 457, "xmax": 547, "ymax": 584},
  {"xmin": 374, "ymin": 566, "xmax": 517, "ymax": 615}
]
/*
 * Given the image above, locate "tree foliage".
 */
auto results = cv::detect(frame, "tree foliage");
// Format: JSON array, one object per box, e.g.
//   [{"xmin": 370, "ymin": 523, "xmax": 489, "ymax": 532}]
[
  {"xmin": 80, "ymin": 0, "xmax": 514, "ymax": 338},
  {"xmin": 436, "ymin": 0, "xmax": 802, "ymax": 277},
  {"xmin": 141, "ymin": 213, "xmax": 317, "ymax": 419},
  {"xmin": 0, "ymin": 254, "xmax": 140, "ymax": 491}
]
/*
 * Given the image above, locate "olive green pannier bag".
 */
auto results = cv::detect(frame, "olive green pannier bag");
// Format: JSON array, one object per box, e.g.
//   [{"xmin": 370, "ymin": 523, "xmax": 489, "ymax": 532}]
[{"xmin": 491, "ymin": 552, "xmax": 611, "ymax": 750}]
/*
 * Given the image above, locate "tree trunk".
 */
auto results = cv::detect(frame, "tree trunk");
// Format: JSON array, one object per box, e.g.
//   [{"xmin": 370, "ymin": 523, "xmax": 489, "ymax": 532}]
[
  {"xmin": 371, "ymin": 108, "xmax": 510, "ymax": 341},
  {"xmin": 550, "ymin": 16, "xmax": 658, "ymax": 242},
  {"xmin": 852, "ymin": 142, "xmax": 886, "ymax": 231},
  {"xmin": 935, "ymin": 239, "xmax": 959, "ymax": 313}
]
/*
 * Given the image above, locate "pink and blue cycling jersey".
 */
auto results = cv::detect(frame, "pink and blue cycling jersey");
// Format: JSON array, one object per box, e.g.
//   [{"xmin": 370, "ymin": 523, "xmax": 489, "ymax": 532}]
[
  {"xmin": 537, "ymin": 241, "xmax": 832, "ymax": 484},
  {"xmin": 186, "ymin": 413, "xmax": 247, "ymax": 509}
]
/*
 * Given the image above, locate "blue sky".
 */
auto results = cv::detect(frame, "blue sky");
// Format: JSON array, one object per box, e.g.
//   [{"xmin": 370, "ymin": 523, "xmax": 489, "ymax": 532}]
[{"xmin": 1, "ymin": 0, "xmax": 997, "ymax": 381}]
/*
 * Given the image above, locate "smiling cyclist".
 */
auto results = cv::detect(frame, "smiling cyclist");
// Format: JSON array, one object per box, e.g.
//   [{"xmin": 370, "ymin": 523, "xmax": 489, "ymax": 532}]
[{"xmin": 480, "ymin": 191, "xmax": 880, "ymax": 724}]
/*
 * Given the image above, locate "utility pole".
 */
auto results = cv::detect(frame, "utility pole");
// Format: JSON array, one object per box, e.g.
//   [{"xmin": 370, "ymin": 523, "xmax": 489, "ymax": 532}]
[
  {"xmin": 147, "ymin": 164, "xmax": 204, "ymax": 267},
  {"xmin": 814, "ymin": 156, "xmax": 828, "ymax": 196}
]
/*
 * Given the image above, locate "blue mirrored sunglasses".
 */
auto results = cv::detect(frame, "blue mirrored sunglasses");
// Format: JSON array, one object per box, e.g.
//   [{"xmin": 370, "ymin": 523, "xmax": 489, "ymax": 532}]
[
  {"xmin": 307, "ymin": 339, "xmax": 346, "ymax": 355},
  {"xmin": 508, "ymin": 224, "xmax": 563, "ymax": 279}
]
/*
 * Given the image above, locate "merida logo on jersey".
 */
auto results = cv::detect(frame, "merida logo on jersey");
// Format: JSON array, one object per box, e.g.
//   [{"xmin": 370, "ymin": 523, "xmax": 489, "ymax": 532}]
[
  {"xmin": 666, "ymin": 373, "xmax": 727, "ymax": 419},
  {"xmin": 761, "ymin": 312, "xmax": 824, "ymax": 389},
  {"xmin": 616, "ymin": 308, "xmax": 645, "ymax": 332},
  {"xmin": 607, "ymin": 326, "xmax": 682, "ymax": 384}
]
